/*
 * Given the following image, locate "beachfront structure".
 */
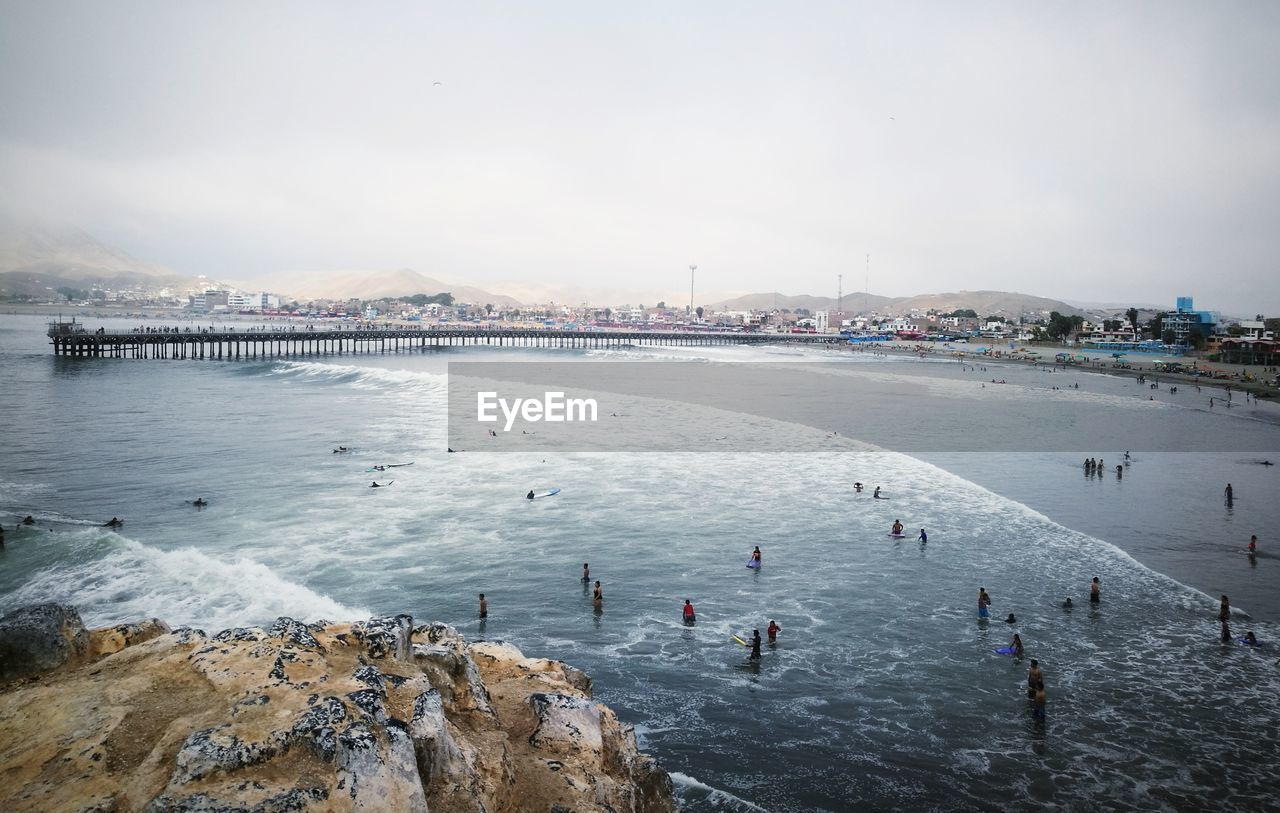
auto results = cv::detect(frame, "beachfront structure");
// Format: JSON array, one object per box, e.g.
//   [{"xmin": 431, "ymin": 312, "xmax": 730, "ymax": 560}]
[
  {"xmin": 1164, "ymin": 296, "xmax": 1219, "ymax": 348},
  {"xmin": 1217, "ymin": 338, "xmax": 1280, "ymax": 366}
]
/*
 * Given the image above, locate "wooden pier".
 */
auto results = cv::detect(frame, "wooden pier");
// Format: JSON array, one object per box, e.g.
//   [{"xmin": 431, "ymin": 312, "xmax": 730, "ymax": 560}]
[{"xmin": 47, "ymin": 320, "xmax": 842, "ymax": 359}]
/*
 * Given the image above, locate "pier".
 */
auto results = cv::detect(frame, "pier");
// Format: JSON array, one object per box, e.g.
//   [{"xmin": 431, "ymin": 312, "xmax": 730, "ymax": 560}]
[{"xmin": 47, "ymin": 320, "xmax": 842, "ymax": 359}]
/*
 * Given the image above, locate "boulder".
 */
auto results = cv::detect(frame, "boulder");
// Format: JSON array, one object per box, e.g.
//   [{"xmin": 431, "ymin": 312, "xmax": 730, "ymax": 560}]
[
  {"xmin": 528, "ymin": 693, "xmax": 603, "ymax": 753},
  {"xmin": 89, "ymin": 618, "xmax": 172, "ymax": 658},
  {"xmin": 0, "ymin": 603, "xmax": 90, "ymax": 682}
]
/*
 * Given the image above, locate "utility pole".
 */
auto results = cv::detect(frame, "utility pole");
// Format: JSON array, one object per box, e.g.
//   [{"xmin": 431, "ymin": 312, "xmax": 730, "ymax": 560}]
[
  {"xmin": 838, "ymin": 274, "xmax": 843, "ymax": 314},
  {"xmin": 865, "ymin": 254, "xmax": 870, "ymax": 315},
  {"xmin": 689, "ymin": 265, "xmax": 697, "ymax": 321}
]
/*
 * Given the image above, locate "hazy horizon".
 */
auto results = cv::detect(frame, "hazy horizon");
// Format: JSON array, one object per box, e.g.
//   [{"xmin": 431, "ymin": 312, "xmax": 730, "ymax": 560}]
[{"xmin": 2, "ymin": 1, "xmax": 1278, "ymax": 313}]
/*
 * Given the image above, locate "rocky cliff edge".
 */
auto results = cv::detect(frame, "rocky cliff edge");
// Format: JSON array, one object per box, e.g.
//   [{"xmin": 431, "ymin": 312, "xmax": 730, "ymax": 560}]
[{"xmin": 0, "ymin": 604, "xmax": 676, "ymax": 813}]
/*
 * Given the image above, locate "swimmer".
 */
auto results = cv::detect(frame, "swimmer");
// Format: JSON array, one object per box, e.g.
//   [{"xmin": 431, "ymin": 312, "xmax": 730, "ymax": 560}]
[
  {"xmin": 1027, "ymin": 659, "xmax": 1043, "ymax": 699},
  {"xmin": 978, "ymin": 587, "xmax": 991, "ymax": 619},
  {"xmin": 683, "ymin": 600, "xmax": 696, "ymax": 625},
  {"xmin": 854, "ymin": 482, "xmax": 863, "ymax": 493},
  {"xmin": 751, "ymin": 546, "xmax": 762, "ymax": 566},
  {"xmin": 526, "ymin": 490, "xmax": 535, "ymax": 500},
  {"xmin": 104, "ymin": 517, "xmax": 123, "ymax": 528},
  {"xmin": 21, "ymin": 515, "xmax": 35, "ymax": 525},
  {"xmin": 1090, "ymin": 577, "xmax": 1100, "ymax": 604},
  {"xmin": 918, "ymin": 528, "xmax": 928, "ymax": 543},
  {"xmin": 873, "ymin": 487, "xmax": 883, "ymax": 499},
  {"xmin": 749, "ymin": 629, "xmax": 762, "ymax": 660},
  {"xmin": 370, "ymin": 481, "xmax": 386, "ymax": 488},
  {"xmin": 192, "ymin": 498, "xmax": 208, "ymax": 507},
  {"xmin": 333, "ymin": 446, "xmax": 349, "ymax": 453},
  {"xmin": 1062, "ymin": 597, "xmax": 1073, "ymax": 610},
  {"xmin": 767, "ymin": 619, "xmax": 782, "ymax": 642},
  {"xmin": 1242, "ymin": 631, "xmax": 1260, "ymax": 647},
  {"xmin": 582, "ymin": 563, "xmax": 590, "ymax": 582},
  {"xmin": 891, "ymin": 520, "xmax": 904, "ymax": 535},
  {"xmin": 1005, "ymin": 613, "xmax": 1017, "ymax": 624}
]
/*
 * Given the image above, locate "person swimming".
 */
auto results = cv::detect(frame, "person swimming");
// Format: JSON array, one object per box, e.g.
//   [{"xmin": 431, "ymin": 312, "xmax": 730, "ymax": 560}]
[
  {"xmin": 1062, "ymin": 597, "xmax": 1073, "ymax": 610},
  {"xmin": 192, "ymin": 498, "xmax": 208, "ymax": 507},
  {"xmin": 21, "ymin": 515, "xmax": 35, "ymax": 525},
  {"xmin": 104, "ymin": 517, "xmax": 123, "ymax": 528},
  {"xmin": 526, "ymin": 490, "xmax": 535, "ymax": 500},
  {"xmin": 1005, "ymin": 613, "xmax": 1017, "ymax": 624},
  {"xmin": 918, "ymin": 528, "xmax": 928, "ymax": 543},
  {"xmin": 891, "ymin": 520, "xmax": 904, "ymax": 535},
  {"xmin": 333, "ymin": 446, "xmax": 349, "ymax": 453},
  {"xmin": 683, "ymin": 600, "xmax": 696, "ymax": 625}
]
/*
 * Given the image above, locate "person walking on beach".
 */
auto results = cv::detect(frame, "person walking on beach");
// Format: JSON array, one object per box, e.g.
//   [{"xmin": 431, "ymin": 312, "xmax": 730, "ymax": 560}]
[
  {"xmin": 978, "ymin": 587, "xmax": 991, "ymax": 619},
  {"xmin": 593, "ymin": 580, "xmax": 603, "ymax": 607},
  {"xmin": 767, "ymin": 619, "xmax": 781, "ymax": 643},
  {"xmin": 683, "ymin": 600, "xmax": 696, "ymax": 625},
  {"xmin": 1090, "ymin": 577, "xmax": 1101, "ymax": 604},
  {"xmin": 479, "ymin": 593, "xmax": 488, "ymax": 618}
]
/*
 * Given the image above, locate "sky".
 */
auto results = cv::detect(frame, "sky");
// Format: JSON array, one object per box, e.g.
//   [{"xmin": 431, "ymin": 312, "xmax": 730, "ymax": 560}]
[{"xmin": 1, "ymin": 1, "xmax": 1278, "ymax": 313}]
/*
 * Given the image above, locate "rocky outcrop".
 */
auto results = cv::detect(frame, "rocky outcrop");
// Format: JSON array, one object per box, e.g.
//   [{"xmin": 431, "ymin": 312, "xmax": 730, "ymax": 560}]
[
  {"xmin": 0, "ymin": 603, "xmax": 91, "ymax": 682},
  {"xmin": 0, "ymin": 609, "xmax": 677, "ymax": 813}
]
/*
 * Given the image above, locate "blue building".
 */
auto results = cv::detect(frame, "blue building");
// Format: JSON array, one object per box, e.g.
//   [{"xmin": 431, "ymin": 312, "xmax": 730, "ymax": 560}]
[{"xmin": 1164, "ymin": 296, "xmax": 1219, "ymax": 348}]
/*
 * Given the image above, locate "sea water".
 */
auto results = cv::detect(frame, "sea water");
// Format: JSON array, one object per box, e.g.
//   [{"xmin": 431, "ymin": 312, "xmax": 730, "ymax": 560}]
[{"xmin": 2, "ymin": 314, "xmax": 1278, "ymax": 811}]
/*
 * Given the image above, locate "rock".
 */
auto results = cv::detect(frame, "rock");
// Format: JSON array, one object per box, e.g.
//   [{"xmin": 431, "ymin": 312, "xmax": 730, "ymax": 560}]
[
  {"xmin": 528, "ymin": 693, "xmax": 604, "ymax": 752},
  {"xmin": 0, "ymin": 603, "xmax": 90, "ymax": 682},
  {"xmin": 0, "ymin": 610, "xmax": 676, "ymax": 813},
  {"xmin": 351, "ymin": 615, "xmax": 413, "ymax": 661},
  {"xmin": 89, "ymin": 618, "xmax": 172, "ymax": 658}
]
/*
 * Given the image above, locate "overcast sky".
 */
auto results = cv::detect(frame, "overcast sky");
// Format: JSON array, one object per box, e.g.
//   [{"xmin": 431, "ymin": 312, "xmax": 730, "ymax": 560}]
[{"xmin": 1, "ymin": 1, "xmax": 1277, "ymax": 312}]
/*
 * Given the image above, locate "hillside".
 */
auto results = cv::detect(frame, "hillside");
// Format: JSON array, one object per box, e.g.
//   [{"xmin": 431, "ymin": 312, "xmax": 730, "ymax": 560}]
[
  {"xmin": 277, "ymin": 268, "xmax": 523, "ymax": 307},
  {"xmin": 705, "ymin": 289, "xmax": 1087, "ymax": 318},
  {"xmin": 707, "ymin": 291, "xmax": 895, "ymax": 312}
]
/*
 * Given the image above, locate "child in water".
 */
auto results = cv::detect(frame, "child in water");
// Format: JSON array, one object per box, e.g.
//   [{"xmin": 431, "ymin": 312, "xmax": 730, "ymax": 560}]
[
  {"xmin": 767, "ymin": 620, "xmax": 781, "ymax": 642},
  {"xmin": 683, "ymin": 600, "xmax": 695, "ymax": 625}
]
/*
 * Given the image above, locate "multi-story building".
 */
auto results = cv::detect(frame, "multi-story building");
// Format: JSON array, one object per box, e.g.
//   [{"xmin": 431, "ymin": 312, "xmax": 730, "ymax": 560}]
[{"xmin": 1164, "ymin": 296, "xmax": 1219, "ymax": 347}]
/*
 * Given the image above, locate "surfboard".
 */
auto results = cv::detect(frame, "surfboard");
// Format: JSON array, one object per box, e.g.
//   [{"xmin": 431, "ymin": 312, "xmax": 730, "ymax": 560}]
[
  {"xmin": 995, "ymin": 646, "xmax": 1017, "ymax": 655},
  {"xmin": 531, "ymin": 488, "xmax": 561, "ymax": 499},
  {"xmin": 731, "ymin": 635, "xmax": 749, "ymax": 647},
  {"xmin": 746, "ymin": 559, "xmax": 760, "ymax": 569},
  {"xmin": 888, "ymin": 533, "xmax": 905, "ymax": 538}
]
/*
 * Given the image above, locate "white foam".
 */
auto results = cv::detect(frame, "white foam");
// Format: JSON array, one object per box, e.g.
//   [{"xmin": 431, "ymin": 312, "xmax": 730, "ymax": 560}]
[{"xmin": 670, "ymin": 772, "xmax": 771, "ymax": 812}]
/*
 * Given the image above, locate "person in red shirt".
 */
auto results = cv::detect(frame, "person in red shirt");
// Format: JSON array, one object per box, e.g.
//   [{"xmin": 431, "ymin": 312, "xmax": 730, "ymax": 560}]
[
  {"xmin": 682, "ymin": 600, "xmax": 696, "ymax": 625},
  {"xmin": 767, "ymin": 620, "xmax": 781, "ymax": 643}
]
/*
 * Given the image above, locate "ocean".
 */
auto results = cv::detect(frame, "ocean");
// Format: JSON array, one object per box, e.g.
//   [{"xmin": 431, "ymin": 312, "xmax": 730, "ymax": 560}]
[{"xmin": 2, "ymin": 313, "xmax": 1278, "ymax": 811}]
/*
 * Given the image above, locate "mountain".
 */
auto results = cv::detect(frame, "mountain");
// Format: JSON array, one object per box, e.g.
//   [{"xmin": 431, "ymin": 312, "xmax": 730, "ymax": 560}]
[
  {"xmin": 274, "ymin": 268, "xmax": 522, "ymax": 307},
  {"xmin": 0, "ymin": 214, "xmax": 188, "ymax": 297},
  {"xmin": 705, "ymin": 289, "xmax": 1086, "ymax": 318}
]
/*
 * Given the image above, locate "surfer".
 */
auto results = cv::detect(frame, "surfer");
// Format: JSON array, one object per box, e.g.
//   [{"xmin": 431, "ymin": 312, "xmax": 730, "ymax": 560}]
[
  {"xmin": 581, "ymin": 563, "xmax": 590, "ymax": 582},
  {"xmin": 1242, "ymin": 631, "xmax": 1260, "ymax": 647},
  {"xmin": 891, "ymin": 520, "xmax": 904, "ymax": 535},
  {"xmin": 1027, "ymin": 660, "xmax": 1043, "ymax": 699},
  {"xmin": 873, "ymin": 487, "xmax": 883, "ymax": 499},
  {"xmin": 918, "ymin": 528, "xmax": 928, "ymax": 543},
  {"xmin": 767, "ymin": 620, "xmax": 781, "ymax": 643},
  {"xmin": 333, "ymin": 446, "xmax": 349, "ymax": 453},
  {"xmin": 526, "ymin": 490, "xmax": 535, "ymax": 500},
  {"xmin": 1218, "ymin": 595, "xmax": 1231, "ymax": 623},
  {"xmin": 371, "ymin": 465, "xmax": 386, "ymax": 472},
  {"xmin": 479, "ymin": 593, "xmax": 487, "ymax": 619},
  {"xmin": 978, "ymin": 587, "xmax": 991, "ymax": 619},
  {"xmin": 683, "ymin": 600, "xmax": 696, "ymax": 625},
  {"xmin": 192, "ymin": 498, "xmax": 208, "ymax": 507},
  {"xmin": 370, "ymin": 481, "xmax": 386, "ymax": 488},
  {"xmin": 104, "ymin": 518, "xmax": 123, "ymax": 528},
  {"xmin": 593, "ymin": 581, "xmax": 603, "ymax": 607},
  {"xmin": 749, "ymin": 630, "xmax": 762, "ymax": 660},
  {"xmin": 21, "ymin": 515, "xmax": 35, "ymax": 525},
  {"xmin": 1090, "ymin": 577, "xmax": 1101, "ymax": 604}
]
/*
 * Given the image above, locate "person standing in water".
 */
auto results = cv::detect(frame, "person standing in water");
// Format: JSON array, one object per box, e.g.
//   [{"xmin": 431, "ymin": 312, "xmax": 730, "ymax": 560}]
[
  {"xmin": 593, "ymin": 581, "xmax": 603, "ymax": 607},
  {"xmin": 683, "ymin": 600, "xmax": 696, "ymax": 625},
  {"xmin": 1248, "ymin": 535, "xmax": 1258, "ymax": 553},
  {"xmin": 1027, "ymin": 659, "xmax": 1043, "ymax": 699},
  {"xmin": 749, "ymin": 629, "xmax": 762, "ymax": 660},
  {"xmin": 1225, "ymin": 483, "xmax": 1234, "ymax": 504},
  {"xmin": 873, "ymin": 487, "xmax": 883, "ymax": 499},
  {"xmin": 1032, "ymin": 682, "xmax": 1047, "ymax": 720},
  {"xmin": 891, "ymin": 520, "xmax": 904, "ymax": 535},
  {"xmin": 581, "ymin": 563, "xmax": 590, "ymax": 582},
  {"xmin": 918, "ymin": 528, "xmax": 928, "ymax": 543},
  {"xmin": 1218, "ymin": 595, "xmax": 1231, "ymax": 623},
  {"xmin": 750, "ymin": 546, "xmax": 762, "ymax": 566},
  {"xmin": 1010, "ymin": 634, "xmax": 1024, "ymax": 657},
  {"xmin": 978, "ymin": 588, "xmax": 991, "ymax": 619},
  {"xmin": 527, "ymin": 490, "xmax": 535, "ymax": 500},
  {"xmin": 767, "ymin": 619, "xmax": 781, "ymax": 643},
  {"xmin": 854, "ymin": 482, "xmax": 863, "ymax": 493},
  {"xmin": 478, "ymin": 593, "xmax": 488, "ymax": 619},
  {"xmin": 1221, "ymin": 619, "xmax": 1232, "ymax": 642},
  {"xmin": 1090, "ymin": 577, "xmax": 1101, "ymax": 604}
]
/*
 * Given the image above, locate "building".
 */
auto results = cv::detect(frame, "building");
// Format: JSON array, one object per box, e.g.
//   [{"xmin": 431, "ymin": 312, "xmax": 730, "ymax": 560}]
[{"xmin": 1164, "ymin": 296, "xmax": 1219, "ymax": 347}]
